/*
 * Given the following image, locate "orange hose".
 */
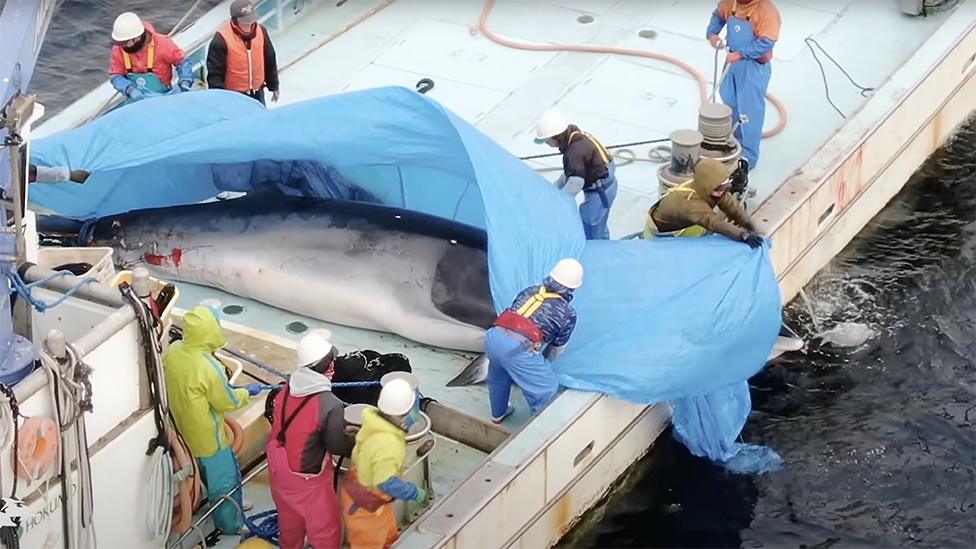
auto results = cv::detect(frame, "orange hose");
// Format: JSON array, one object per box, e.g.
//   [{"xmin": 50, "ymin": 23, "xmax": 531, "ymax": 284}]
[
  {"xmin": 477, "ymin": 0, "xmax": 787, "ymax": 139},
  {"xmin": 168, "ymin": 428, "xmax": 196, "ymax": 534},
  {"xmin": 225, "ymin": 417, "xmax": 244, "ymax": 457}
]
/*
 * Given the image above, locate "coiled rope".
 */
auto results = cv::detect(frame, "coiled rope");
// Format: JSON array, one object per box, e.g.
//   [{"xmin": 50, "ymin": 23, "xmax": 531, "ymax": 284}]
[
  {"xmin": 0, "ymin": 384, "xmax": 21, "ymax": 549},
  {"xmin": 7, "ymin": 269, "xmax": 97, "ymax": 313}
]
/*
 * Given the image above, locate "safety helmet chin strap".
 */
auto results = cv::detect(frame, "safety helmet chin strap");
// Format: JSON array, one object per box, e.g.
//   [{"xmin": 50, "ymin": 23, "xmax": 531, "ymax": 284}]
[
  {"xmin": 309, "ymin": 347, "xmax": 339, "ymax": 376},
  {"xmin": 378, "ymin": 411, "xmax": 410, "ymax": 433}
]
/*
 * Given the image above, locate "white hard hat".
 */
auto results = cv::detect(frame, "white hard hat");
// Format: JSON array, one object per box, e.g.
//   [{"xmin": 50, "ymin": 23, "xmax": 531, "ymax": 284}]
[
  {"xmin": 296, "ymin": 329, "xmax": 335, "ymax": 367},
  {"xmin": 377, "ymin": 378, "xmax": 416, "ymax": 417},
  {"xmin": 536, "ymin": 110, "xmax": 569, "ymax": 141},
  {"xmin": 549, "ymin": 258, "xmax": 584, "ymax": 289},
  {"xmin": 112, "ymin": 12, "xmax": 144, "ymax": 42}
]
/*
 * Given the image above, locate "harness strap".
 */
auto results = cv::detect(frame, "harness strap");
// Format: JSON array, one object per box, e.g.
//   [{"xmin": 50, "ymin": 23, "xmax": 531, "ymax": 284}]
[
  {"xmin": 649, "ymin": 178, "xmax": 697, "ymax": 221},
  {"xmin": 729, "ymin": 0, "xmax": 755, "ymax": 21},
  {"xmin": 275, "ymin": 389, "xmax": 314, "ymax": 445},
  {"xmin": 515, "ymin": 287, "xmax": 562, "ymax": 318},
  {"xmin": 568, "ymin": 130, "xmax": 611, "ymax": 167},
  {"xmin": 659, "ymin": 179, "xmax": 697, "ymax": 202},
  {"xmin": 122, "ymin": 38, "xmax": 155, "ymax": 73}
]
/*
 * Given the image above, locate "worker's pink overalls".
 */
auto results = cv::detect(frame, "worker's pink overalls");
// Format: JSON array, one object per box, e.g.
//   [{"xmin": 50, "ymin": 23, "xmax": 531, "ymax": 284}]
[{"xmin": 267, "ymin": 389, "xmax": 343, "ymax": 549}]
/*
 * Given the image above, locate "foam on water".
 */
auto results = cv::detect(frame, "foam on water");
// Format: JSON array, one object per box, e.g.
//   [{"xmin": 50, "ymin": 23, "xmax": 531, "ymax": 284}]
[{"xmin": 572, "ymin": 116, "xmax": 976, "ymax": 548}]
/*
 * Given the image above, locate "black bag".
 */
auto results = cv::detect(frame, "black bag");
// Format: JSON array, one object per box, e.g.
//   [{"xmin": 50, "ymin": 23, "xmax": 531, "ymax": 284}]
[
  {"xmin": 331, "ymin": 350, "xmax": 412, "ymax": 406},
  {"xmin": 264, "ymin": 350, "xmax": 412, "ymax": 424}
]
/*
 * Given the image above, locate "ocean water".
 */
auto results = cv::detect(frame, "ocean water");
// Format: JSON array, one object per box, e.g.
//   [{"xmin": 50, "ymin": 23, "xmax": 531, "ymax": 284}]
[
  {"xmin": 32, "ymin": 0, "xmax": 222, "ymax": 116},
  {"xmin": 571, "ymin": 117, "xmax": 976, "ymax": 548}
]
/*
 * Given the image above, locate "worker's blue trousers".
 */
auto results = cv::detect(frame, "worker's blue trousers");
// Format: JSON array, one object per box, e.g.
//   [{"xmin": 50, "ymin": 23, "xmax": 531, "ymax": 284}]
[
  {"xmin": 580, "ymin": 162, "xmax": 618, "ymax": 240},
  {"xmin": 198, "ymin": 446, "xmax": 244, "ymax": 534},
  {"xmin": 485, "ymin": 327, "xmax": 560, "ymax": 418},
  {"xmin": 720, "ymin": 59, "xmax": 771, "ymax": 169}
]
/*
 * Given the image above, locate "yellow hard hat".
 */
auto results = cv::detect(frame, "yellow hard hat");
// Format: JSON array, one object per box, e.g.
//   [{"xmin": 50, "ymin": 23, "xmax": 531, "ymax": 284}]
[{"xmin": 235, "ymin": 538, "xmax": 274, "ymax": 549}]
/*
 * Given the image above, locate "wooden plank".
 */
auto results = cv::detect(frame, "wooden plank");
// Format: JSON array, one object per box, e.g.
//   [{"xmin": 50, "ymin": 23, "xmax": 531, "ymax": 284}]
[{"xmin": 424, "ymin": 400, "xmax": 511, "ymax": 454}]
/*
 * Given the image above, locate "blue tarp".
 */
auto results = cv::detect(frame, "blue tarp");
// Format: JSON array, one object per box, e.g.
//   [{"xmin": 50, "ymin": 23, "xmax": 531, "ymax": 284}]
[{"xmin": 31, "ymin": 87, "xmax": 782, "ymax": 472}]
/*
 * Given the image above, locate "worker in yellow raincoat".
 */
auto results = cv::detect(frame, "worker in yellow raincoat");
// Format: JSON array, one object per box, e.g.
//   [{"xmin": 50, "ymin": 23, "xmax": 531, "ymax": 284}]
[
  {"xmin": 340, "ymin": 379, "xmax": 429, "ymax": 548},
  {"xmin": 164, "ymin": 303, "xmax": 268, "ymax": 536}
]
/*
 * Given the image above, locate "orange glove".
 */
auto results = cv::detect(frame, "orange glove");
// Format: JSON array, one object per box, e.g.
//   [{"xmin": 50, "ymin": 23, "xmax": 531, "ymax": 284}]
[
  {"xmin": 708, "ymin": 34, "xmax": 724, "ymax": 49},
  {"xmin": 726, "ymin": 51, "xmax": 743, "ymax": 64}
]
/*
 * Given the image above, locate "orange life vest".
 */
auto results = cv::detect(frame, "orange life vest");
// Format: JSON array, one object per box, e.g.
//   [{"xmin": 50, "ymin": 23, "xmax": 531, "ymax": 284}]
[{"xmin": 216, "ymin": 21, "xmax": 267, "ymax": 93}]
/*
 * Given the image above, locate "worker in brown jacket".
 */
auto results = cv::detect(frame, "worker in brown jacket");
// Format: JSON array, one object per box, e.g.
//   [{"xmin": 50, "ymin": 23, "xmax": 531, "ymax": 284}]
[{"xmin": 643, "ymin": 157, "xmax": 764, "ymax": 247}]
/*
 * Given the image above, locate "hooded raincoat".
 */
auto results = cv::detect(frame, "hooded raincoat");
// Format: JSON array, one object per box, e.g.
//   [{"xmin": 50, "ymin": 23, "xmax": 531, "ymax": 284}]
[
  {"xmin": 163, "ymin": 305, "xmax": 249, "ymax": 534},
  {"xmin": 340, "ymin": 407, "xmax": 415, "ymax": 549},
  {"xmin": 644, "ymin": 159, "xmax": 755, "ymax": 241}
]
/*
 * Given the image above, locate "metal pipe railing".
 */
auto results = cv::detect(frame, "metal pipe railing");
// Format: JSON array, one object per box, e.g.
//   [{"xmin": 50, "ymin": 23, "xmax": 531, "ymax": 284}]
[
  {"xmin": 168, "ymin": 461, "xmax": 270, "ymax": 548},
  {"xmin": 21, "ymin": 265, "xmax": 125, "ymax": 308}
]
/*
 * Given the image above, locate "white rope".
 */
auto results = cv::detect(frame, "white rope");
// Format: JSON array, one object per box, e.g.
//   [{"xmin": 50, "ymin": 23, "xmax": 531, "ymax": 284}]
[
  {"xmin": 146, "ymin": 445, "xmax": 174, "ymax": 541},
  {"xmin": 40, "ymin": 349, "xmax": 97, "ymax": 549}
]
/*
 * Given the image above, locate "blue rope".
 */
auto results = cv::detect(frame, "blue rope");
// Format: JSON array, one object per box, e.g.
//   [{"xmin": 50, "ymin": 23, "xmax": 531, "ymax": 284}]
[
  {"xmin": 6, "ymin": 269, "xmax": 98, "ymax": 313},
  {"xmin": 220, "ymin": 347, "xmax": 291, "ymax": 380},
  {"xmin": 77, "ymin": 219, "xmax": 98, "ymax": 246},
  {"xmin": 334, "ymin": 381, "xmax": 383, "ymax": 388},
  {"xmin": 247, "ymin": 380, "xmax": 383, "ymax": 392},
  {"xmin": 242, "ymin": 509, "xmax": 279, "ymax": 545}
]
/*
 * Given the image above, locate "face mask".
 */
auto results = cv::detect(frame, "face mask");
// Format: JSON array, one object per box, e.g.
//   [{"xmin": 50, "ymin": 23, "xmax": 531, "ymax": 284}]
[{"xmin": 122, "ymin": 33, "xmax": 146, "ymax": 53}]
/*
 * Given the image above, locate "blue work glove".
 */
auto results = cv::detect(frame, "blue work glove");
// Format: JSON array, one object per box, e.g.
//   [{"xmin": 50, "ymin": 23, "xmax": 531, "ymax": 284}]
[
  {"xmin": 377, "ymin": 477, "xmax": 421, "ymax": 501},
  {"xmin": 245, "ymin": 383, "xmax": 266, "ymax": 396},
  {"xmin": 178, "ymin": 79, "xmax": 193, "ymax": 92}
]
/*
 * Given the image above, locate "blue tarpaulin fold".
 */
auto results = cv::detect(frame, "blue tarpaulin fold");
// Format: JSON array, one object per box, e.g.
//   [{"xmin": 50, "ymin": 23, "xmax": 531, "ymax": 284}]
[{"xmin": 31, "ymin": 87, "xmax": 782, "ymax": 472}]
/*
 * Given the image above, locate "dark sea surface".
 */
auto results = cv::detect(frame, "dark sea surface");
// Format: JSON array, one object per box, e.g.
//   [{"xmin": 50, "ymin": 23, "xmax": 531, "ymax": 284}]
[
  {"xmin": 571, "ymin": 118, "xmax": 976, "ymax": 548},
  {"xmin": 26, "ymin": 2, "xmax": 976, "ymax": 548},
  {"xmin": 32, "ymin": 0, "xmax": 222, "ymax": 116}
]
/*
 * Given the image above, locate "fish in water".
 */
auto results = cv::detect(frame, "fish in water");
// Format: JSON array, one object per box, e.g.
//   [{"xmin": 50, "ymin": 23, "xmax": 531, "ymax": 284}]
[
  {"xmin": 818, "ymin": 322, "xmax": 875, "ymax": 348},
  {"xmin": 80, "ymin": 192, "xmax": 498, "ymax": 352}
]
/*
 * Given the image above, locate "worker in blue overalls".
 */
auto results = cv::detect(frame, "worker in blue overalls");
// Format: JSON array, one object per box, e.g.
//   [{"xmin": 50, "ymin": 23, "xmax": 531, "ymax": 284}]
[
  {"xmin": 535, "ymin": 111, "xmax": 618, "ymax": 240},
  {"xmin": 706, "ymin": 0, "xmax": 782, "ymax": 170},
  {"xmin": 485, "ymin": 258, "xmax": 583, "ymax": 424}
]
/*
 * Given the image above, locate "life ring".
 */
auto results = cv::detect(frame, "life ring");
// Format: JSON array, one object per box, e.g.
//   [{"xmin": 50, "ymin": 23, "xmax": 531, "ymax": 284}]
[
  {"xmin": 15, "ymin": 417, "xmax": 59, "ymax": 482},
  {"xmin": 225, "ymin": 417, "xmax": 244, "ymax": 457}
]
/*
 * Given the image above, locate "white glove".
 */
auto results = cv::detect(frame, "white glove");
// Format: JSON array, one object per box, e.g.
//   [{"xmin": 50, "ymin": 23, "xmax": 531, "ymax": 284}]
[{"xmin": 32, "ymin": 165, "xmax": 70, "ymax": 183}]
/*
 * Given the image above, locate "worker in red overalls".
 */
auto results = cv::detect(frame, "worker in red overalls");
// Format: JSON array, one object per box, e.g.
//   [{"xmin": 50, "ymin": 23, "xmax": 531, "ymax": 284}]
[
  {"xmin": 267, "ymin": 331, "xmax": 353, "ymax": 549},
  {"xmin": 108, "ymin": 12, "xmax": 193, "ymax": 103}
]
